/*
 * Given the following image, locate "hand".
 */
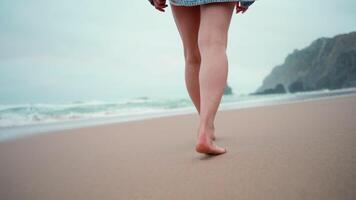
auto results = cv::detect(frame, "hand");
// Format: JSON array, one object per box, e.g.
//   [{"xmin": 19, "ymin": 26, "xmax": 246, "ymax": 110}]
[
  {"xmin": 153, "ymin": 0, "xmax": 168, "ymax": 12},
  {"xmin": 235, "ymin": 2, "xmax": 249, "ymax": 14}
]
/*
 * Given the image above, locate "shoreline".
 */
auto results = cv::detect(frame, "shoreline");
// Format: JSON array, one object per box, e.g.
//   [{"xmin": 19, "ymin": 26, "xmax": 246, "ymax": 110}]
[
  {"xmin": 1, "ymin": 87, "xmax": 356, "ymax": 142},
  {"xmin": 0, "ymin": 91, "xmax": 355, "ymax": 199}
]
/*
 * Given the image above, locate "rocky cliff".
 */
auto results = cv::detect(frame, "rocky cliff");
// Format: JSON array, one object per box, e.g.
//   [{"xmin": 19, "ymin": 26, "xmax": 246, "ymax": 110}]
[
  {"xmin": 224, "ymin": 83, "xmax": 233, "ymax": 95},
  {"xmin": 254, "ymin": 31, "xmax": 356, "ymax": 95}
]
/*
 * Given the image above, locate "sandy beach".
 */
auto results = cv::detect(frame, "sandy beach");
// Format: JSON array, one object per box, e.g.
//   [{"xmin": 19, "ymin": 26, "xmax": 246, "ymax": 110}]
[{"xmin": 0, "ymin": 94, "xmax": 355, "ymax": 200}]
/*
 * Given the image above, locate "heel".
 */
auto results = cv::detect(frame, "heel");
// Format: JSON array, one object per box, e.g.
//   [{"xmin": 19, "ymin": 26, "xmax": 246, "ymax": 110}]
[{"xmin": 195, "ymin": 142, "xmax": 209, "ymax": 153}]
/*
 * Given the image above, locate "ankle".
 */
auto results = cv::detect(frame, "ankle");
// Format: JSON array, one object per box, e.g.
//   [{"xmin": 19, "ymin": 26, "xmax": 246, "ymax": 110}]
[
  {"xmin": 199, "ymin": 123, "xmax": 215, "ymax": 133},
  {"xmin": 198, "ymin": 124, "xmax": 215, "ymax": 140}
]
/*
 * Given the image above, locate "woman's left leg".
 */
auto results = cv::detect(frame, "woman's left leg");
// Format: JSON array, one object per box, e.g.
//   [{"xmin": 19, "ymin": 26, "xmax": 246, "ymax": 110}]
[{"xmin": 170, "ymin": 5, "xmax": 202, "ymax": 114}]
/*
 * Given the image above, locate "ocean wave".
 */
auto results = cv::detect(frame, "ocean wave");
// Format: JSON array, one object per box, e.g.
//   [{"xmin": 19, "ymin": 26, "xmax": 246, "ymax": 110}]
[
  {"xmin": 1, "ymin": 88, "xmax": 355, "ymax": 128},
  {"xmin": 0, "ymin": 97, "xmax": 193, "ymax": 128}
]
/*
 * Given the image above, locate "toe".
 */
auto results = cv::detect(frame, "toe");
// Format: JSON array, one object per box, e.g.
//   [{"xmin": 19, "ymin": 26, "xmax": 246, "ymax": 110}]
[{"xmin": 208, "ymin": 144, "xmax": 226, "ymax": 155}]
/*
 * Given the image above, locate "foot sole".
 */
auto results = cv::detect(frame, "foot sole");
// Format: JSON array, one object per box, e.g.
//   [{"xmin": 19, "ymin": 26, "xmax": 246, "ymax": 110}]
[{"xmin": 195, "ymin": 142, "xmax": 226, "ymax": 155}]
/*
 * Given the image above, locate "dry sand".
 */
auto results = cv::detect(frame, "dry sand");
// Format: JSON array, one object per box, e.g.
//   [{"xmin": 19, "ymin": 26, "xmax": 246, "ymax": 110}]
[{"xmin": 0, "ymin": 95, "xmax": 355, "ymax": 200}]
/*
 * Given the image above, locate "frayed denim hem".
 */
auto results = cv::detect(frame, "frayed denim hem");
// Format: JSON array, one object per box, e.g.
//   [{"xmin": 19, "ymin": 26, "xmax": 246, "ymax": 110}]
[{"xmin": 169, "ymin": 0, "xmax": 254, "ymax": 7}]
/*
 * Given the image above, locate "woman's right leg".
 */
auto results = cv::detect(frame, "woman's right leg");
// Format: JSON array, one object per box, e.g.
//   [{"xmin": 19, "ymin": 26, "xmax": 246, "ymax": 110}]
[
  {"xmin": 170, "ymin": 4, "xmax": 216, "ymax": 141},
  {"xmin": 196, "ymin": 2, "xmax": 235, "ymax": 155}
]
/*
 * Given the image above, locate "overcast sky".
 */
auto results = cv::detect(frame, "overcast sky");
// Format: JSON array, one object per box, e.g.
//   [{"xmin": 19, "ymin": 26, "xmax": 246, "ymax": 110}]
[{"xmin": 0, "ymin": 0, "xmax": 355, "ymax": 104}]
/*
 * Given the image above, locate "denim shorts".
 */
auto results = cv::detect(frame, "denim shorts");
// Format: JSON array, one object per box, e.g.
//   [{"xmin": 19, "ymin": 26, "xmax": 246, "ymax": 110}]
[{"xmin": 169, "ymin": 0, "xmax": 255, "ymax": 7}]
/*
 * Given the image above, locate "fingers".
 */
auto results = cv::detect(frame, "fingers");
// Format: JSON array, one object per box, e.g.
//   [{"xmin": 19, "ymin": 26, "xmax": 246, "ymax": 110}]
[
  {"xmin": 153, "ymin": 0, "xmax": 168, "ymax": 12},
  {"xmin": 235, "ymin": 2, "xmax": 248, "ymax": 14}
]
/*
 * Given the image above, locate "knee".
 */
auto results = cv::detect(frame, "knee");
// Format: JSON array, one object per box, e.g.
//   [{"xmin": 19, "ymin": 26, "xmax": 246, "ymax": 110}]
[{"xmin": 184, "ymin": 48, "xmax": 201, "ymax": 66}]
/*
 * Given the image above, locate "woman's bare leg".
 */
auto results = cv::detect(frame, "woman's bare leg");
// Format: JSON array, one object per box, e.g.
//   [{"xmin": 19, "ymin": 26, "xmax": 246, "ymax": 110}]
[
  {"xmin": 170, "ymin": 5, "xmax": 201, "ymax": 113},
  {"xmin": 195, "ymin": 2, "xmax": 235, "ymax": 155},
  {"xmin": 170, "ymin": 4, "xmax": 216, "ymax": 140}
]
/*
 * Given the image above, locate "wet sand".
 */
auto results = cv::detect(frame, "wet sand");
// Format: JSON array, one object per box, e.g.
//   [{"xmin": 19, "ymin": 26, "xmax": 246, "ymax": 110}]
[{"xmin": 0, "ymin": 94, "xmax": 355, "ymax": 200}]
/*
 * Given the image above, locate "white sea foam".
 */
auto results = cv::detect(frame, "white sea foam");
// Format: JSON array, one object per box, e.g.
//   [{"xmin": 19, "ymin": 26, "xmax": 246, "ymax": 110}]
[
  {"xmin": 0, "ymin": 97, "xmax": 191, "ymax": 128},
  {"xmin": 0, "ymin": 88, "xmax": 355, "ymax": 130}
]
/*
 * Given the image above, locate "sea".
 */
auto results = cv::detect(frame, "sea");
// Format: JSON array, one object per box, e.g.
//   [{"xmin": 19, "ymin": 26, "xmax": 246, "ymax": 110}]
[{"xmin": 1, "ymin": 87, "xmax": 356, "ymax": 142}]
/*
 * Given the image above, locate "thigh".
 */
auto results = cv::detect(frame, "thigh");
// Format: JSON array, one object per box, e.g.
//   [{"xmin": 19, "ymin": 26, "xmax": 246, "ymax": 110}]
[
  {"xmin": 170, "ymin": 4, "xmax": 200, "ymax": 58},
  {"xmin": 198, "ymin": 2, "xmax": 235, "ymax": 49}
]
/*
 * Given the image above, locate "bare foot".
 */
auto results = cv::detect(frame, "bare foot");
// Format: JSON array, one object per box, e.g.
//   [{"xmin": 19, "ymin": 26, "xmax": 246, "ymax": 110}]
[{"xmin": 195, "ymin": 127, "xmax": 226, "ymax": 155}]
